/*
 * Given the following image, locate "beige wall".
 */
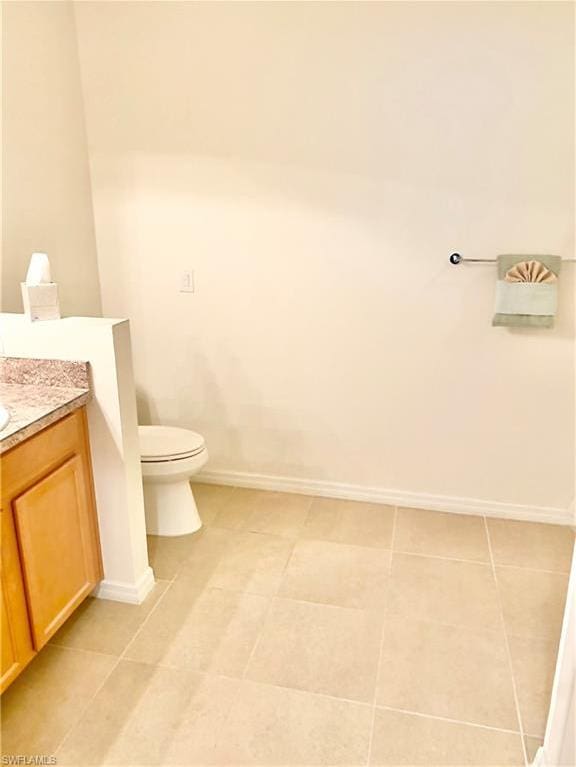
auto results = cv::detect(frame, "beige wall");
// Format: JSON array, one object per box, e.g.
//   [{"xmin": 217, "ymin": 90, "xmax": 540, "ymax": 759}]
[
  {"xmin": 1, "ymin": 1, "xmax": 101, "ymax": 316},
  {"xmin": 74, "ymin": 1, "xmax": 574, "ymax": 515}
]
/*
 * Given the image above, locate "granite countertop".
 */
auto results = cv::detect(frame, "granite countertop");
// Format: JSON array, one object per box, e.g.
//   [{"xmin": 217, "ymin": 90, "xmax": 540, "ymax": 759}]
[{"xmin": 0, "ymin": 358, "xmax": 91, "ymax": 454}]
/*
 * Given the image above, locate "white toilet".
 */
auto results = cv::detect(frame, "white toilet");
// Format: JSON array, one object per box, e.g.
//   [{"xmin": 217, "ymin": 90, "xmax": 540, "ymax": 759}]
[{"xmin": 138, "ymin": 425, "xmax": 208, "ymax": 536}]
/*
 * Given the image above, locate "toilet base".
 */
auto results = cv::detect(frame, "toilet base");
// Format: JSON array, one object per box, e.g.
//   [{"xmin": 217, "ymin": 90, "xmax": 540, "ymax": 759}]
[{"xmin": 143, "ymin": 480, "xmax": 202, "ymax": 536}]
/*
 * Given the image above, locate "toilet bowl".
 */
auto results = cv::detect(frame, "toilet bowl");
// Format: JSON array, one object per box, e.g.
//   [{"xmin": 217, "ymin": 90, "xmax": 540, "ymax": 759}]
[{"xmin": 138, "ymin": 425, "xmax": 208, "ymax": 536}]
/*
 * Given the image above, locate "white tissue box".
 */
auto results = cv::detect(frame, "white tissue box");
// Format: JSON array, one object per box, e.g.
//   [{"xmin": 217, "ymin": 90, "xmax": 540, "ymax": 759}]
[{"xmin": 20, "ymin": 282, "xmax": 61, "ymax": 321}]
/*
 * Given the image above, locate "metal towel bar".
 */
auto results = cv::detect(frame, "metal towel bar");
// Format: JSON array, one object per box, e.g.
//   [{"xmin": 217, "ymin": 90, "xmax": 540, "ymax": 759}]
[{"xmin": 449, "ymin": 252, "xmax": 576, "ymax": 265}]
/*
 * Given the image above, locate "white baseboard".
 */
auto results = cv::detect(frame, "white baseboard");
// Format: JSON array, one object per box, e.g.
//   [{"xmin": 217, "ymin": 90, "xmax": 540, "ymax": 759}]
[
  {"xmin": 92, "ymin": 565, "xmax": 156, "ymax": 604},
  {"xmin": 197, "ymin": 469, "xmax": 573, "ymax": 526}
]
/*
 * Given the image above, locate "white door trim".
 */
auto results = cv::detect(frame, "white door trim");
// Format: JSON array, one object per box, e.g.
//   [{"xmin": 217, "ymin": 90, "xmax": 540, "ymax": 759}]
[{"xmin": 537, "ymin": 540, "xmax": 576, "ymax": 766}]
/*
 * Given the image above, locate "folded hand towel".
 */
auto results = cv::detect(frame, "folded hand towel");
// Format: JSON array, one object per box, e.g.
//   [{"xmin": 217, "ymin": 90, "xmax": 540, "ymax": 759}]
[
  {"xmin": 492, "ymin": 255, "xmax": 561, "ymax": 328},
  {"xmin": 505, "ymin": 260, "xmax": 557, "ymax": 284}
]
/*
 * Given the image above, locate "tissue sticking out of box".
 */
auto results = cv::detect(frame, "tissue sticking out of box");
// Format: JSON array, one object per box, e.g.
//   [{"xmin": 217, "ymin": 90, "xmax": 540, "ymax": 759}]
[
  {"xmin": 21, "ymin": 252, "xmax": 61, "ymax": 321},
  {"xmin": 25, "ymin": 252, "xmax": 52, "ymax": 285}
]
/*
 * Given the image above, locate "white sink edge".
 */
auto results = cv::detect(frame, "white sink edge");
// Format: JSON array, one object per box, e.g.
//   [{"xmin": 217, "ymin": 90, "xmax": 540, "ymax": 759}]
[{"xmin": 0, "ymin": 404, "xmax": 11, "ymax": 432}]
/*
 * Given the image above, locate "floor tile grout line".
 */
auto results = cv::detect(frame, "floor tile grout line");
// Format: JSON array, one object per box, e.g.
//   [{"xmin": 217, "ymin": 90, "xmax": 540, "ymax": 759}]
[
  {"xmin": 213, "ymin": 669, "xmax": 375, "ymax": 709},
  {"xmin": 205, "ymin": 488, "xmax": 315, "ymax": 540},
  {"xmin": 367, "ymin": 504, "xmax": 397, "ymax": 766},
  {"xmin": 214, "ymin": 522, "xmax": 301, "ymax": 759},
  {"xmin": 205, "ymin": 495, "xmax": 304, "ymax": 729},
  {"xmin": 164, "ymin": 494, "xmax": 252, "ymax": 583},
  {"xmin": 46, "ymin": 643, "xmax": 120, "ymax": 660},
  {"xmin": 157, "ymin": 489, "xmax": 305, "ymax": 704},
  {"xmin": 202, "ymin": 537, "xmax": 573, "ymax": 577},
  {"xmin": 374, "ymin": 703, "xmax": 525, "ymax": 737},
  {"xmin": 187, "ymin": 503, "xmax": 571, "ymax": 575},
  {"xmin": 217, "ymin": 489, "xmax": 573, "ymax": 575},
  {"xmin": 96, "ymin": 638, "xmax": 549, "ymax": 745},
  {"xmin": 393, "ymin": 549, "xmax": 493, "ymax": 565},
  {"xmin": 118, "ymin": 571, "xmax": 179, "ymax": 659},
  {"xmin": 191, "ymin": 667, "xmax": 527, "ymax": 739},
  {"xmin": 260, "ymin": 593, "xmax": 385, "ymax": 613},
  {"xmin": 491, "ymin": 562, "xmax": 572, "ymax": 577},
  {"xmin": 483, "ymin": 515, "xmax": 529, "ymax": 767},
  {"xmin": 225, "ymin": 670, "xmax": 527, "ymax": 738},
  {"xmin": 158, "ymin": 533, "xmax": 570, "ymax": 579},
  {"xmin": 53, "ymin": 569, "xmax": 179, "ymax": 759},
  {"xmin": 240, "ymin": 528, "xmax": 298, "ymax": 683},
  {"xmin": 52, "ymin": 654, "xmax": 123, "ymax": 760},
  {"xmin": 275, "ymin": 494, "xmax": 316, "ymax": 571},
  {"xmin": 68, "ymin": 651, "xmax": 528, "ymax": 743}
]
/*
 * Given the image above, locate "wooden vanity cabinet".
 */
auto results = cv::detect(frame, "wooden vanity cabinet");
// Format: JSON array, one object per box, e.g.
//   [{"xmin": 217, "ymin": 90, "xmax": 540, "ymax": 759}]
[
  {"xmin": 0, "ymin": 407, "xmax": 103, "ymax": 693},
  {"xmin": 1, "ymin": 505, "xmax": 35, "ymax": 690}
]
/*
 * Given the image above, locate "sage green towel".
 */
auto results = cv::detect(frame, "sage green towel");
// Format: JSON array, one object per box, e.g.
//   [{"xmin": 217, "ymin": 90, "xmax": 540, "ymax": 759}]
[{"xmin": 492, "ymin": 255, "xmax": 561, "ymax": 328}]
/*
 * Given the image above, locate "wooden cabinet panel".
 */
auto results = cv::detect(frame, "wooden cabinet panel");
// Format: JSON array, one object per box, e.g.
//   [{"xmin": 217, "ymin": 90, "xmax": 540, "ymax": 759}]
[
  {"xmin": 1, "ymin": 503, "xmax": 35, "ymax": 693},
  {"xmin": 0, "ymin": 406, "xmax": 103, "ymax": 688},
  {"xmin": 1, "ymin": 590, "xmax": 16, "ymax": 680},
  {"xmin": 1, "ymin": 409, "xmax": 83, "ymax": 501},
  {"xmin": 13, "ymin": 455, "xmax": 100, "ymax": 649}
]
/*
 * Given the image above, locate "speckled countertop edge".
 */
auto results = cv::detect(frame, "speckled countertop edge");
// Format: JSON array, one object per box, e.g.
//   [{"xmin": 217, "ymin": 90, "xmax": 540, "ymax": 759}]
[
  {"xmin": 0, "ymin": 357, "xmax": 92, "ymax": 454},
  {"xmin": 0, "ymin": 357, "xmax": 90, "ymax": 387},
  {"xmin": 0, "ymin": 388, "xmax": 91, "ymax": 454}
]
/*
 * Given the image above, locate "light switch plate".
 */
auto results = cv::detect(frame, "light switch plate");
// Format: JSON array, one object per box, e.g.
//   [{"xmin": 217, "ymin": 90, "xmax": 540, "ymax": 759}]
[{"xmin": 180, "ymin": 270, "xmax": 195, "ymax": 293}]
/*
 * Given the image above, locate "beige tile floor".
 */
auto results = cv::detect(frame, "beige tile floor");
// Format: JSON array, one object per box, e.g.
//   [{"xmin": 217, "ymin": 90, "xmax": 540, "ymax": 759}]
[{"xmin": 2, "ymin": 485, "xmax": 573, "ymax": 766}]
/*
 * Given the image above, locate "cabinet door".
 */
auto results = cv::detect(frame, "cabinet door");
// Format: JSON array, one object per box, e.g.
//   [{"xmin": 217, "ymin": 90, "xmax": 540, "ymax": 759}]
[
  {"xmin": 1, "ymin": 408, "xmax": 103, "ymax": 655},
  {"xmin": 13, "ymin": 452, "xmax": 101, "ymax": 649},
  {"xmin": 1, "ymin": 506, "xmax": 35, "ymax": 692}
]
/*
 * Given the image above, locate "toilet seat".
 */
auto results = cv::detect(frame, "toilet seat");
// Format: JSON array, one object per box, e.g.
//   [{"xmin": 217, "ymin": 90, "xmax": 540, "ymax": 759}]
[{"xmin": 139, "ymin": 425, "xmax": 205, "ymax": 463}]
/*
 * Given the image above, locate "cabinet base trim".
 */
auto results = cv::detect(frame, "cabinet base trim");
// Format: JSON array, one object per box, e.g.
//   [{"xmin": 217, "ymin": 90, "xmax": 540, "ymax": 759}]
[{"xmin": 92, "ymin": 566, "xmax": 155, "ymax": 604}]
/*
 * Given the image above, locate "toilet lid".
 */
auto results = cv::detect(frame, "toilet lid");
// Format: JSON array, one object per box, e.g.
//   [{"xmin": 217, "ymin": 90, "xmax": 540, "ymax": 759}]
[{"xmin": 139, "ymin": 425, "xmax": 205, "ymax": 461}]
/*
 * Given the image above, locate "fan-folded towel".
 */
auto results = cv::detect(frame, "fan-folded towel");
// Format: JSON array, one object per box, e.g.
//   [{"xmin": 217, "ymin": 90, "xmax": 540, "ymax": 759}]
[{"xmin": 492, "ymin": 255, "xmax": 561, "ymax": 328}]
